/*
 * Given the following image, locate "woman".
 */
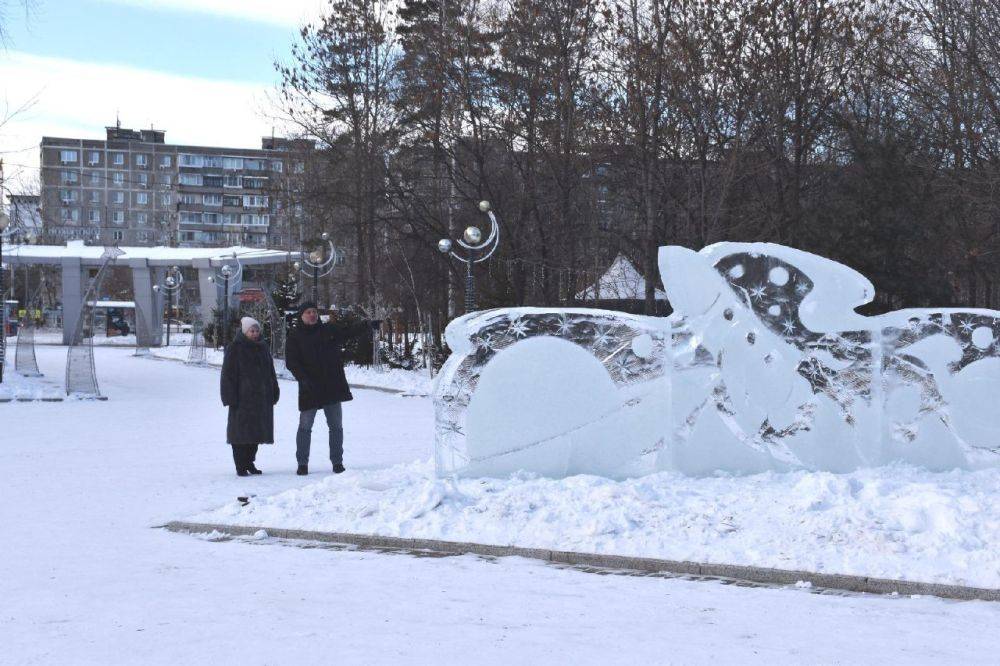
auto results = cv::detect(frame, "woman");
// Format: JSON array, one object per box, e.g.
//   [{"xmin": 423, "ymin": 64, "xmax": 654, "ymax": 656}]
[{"xmin": 220, "ymin": 317, "xmax": 280, "ymax": 476}]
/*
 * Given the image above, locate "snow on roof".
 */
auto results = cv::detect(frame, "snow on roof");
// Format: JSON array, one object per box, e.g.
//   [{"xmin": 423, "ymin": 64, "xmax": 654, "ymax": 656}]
[
  {"xmin": 3, "ymin": 240, "xmax": 300, "ymax": 266},
  {"xmin": 576, "ymin": 253, "xmax": 667, "ymax": 301},
  {"xmin": 87, "ymin": 301, "xmax": 136, "ymax": 308}
]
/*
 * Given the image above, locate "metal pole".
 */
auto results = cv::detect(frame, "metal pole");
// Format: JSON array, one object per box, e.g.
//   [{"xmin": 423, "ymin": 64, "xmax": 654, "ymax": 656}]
[
  {"xmin": 0, "ymin": 233, "xmax": 5, "ymax": 382},
  {"xmin": 165, "ymin": 287, "xmax": 172, "ymax": 347},
  {"xmin": 223, "ymin": 276, "xmax": 230, "ymax": 347},
  {"xmin": 465, "ymin": 255, "xmax": 475, "ymax": 313},
  {"xmin": 312, "ymin": 265, "xmax": 319, "ymax": 304}
]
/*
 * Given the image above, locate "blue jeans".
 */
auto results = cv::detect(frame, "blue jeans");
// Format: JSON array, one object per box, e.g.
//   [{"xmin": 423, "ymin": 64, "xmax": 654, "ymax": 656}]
[{"xmin": 296, "ymin": 402, "xmax": 343, "ymax": 466}]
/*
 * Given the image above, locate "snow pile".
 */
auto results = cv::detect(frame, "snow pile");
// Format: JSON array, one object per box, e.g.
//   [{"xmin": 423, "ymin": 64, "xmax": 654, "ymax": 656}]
[
  {"xmin": 0, "ymin": 371, "xmax": 62, "ymax": 400},
  {"xmin": 193, "ymin": 461, "xmax": 1000, "ymax": 588}
]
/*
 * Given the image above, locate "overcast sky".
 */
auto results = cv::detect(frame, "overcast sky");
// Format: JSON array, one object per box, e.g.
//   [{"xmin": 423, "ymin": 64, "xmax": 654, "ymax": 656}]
[{"xmin": 1, "ymin": 0, "xmax": 324, "ymax": 191}]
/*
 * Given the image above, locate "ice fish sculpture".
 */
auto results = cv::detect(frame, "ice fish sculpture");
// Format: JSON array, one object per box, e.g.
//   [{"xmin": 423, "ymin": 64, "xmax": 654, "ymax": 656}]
[{"xmin": 433, "ymin": 242, "xmax": 1000, "ymax": 478}]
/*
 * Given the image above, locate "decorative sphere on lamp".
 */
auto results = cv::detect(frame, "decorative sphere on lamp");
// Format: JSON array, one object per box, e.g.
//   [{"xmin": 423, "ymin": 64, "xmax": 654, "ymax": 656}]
[
  {"xmin": 463, "ymin": 226, "xmax": 482, "ymax": 244},
  {"xmin": 438, "ymin": 239, "xmax": 452, "ymax": 253}
]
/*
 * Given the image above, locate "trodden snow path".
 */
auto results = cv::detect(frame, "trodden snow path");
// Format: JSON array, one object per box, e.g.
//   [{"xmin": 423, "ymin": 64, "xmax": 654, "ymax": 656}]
[{"xmin": 2, "ymin": 346, "xmax": 999, "ymax": 664}]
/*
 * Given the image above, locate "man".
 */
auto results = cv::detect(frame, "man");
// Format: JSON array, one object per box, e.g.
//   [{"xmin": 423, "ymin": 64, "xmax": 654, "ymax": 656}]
[{"xmin": 285, "ymin": 302, "xmax": 379, "ymax": 475}]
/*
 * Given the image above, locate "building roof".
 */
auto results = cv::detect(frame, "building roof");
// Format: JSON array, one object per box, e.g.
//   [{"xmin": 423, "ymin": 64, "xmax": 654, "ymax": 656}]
[
  {"xmin": 3, "ymin": 240, "xmax": 301, "ymax": 267},
  {"xmin": 576, "ymin": 253, "xmax": 667, "ymax": 301}
]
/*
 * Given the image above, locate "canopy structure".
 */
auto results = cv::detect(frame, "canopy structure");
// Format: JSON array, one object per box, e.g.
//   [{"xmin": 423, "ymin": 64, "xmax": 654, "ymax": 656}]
[
  {"xmin": 576, "ymin": 253, "xmax": 667, "ymax": 302},
  {"xmin": 3, "ymin": 240, "xmax": 301, "ymax": 345}
]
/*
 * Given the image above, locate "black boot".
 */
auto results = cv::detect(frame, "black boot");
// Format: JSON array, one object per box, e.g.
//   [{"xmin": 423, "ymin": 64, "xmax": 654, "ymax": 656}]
[
  {"xmin": 232, "ymin": 445, "xmax": 249, "ymax": 476},
  {"xmin": 297, "ymin": 464, "xmax": 308, "ymax": 476},
  {"xmin": 332, "ymin": 463, "xmax": 345, "ymax": 474},
  {"xmin": 236, "ymin": 468, "xmax": 250, "ymax": 477},
  {"xmin": 248, "ymin": 464, "xmax": 262, "ymax": 475}
]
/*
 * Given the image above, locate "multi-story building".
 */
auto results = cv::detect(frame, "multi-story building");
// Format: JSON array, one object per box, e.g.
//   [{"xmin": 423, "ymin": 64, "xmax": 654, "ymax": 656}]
[
  {"xmin": 39, "ymin": 125, "xmax": 312, "ymax": 248},
  {"xmin": 7, "ymin": 194, "xmax": 44, "ymax": 239}
]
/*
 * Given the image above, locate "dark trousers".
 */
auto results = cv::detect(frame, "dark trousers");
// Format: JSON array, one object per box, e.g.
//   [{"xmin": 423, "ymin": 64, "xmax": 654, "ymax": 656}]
[
  {"xmin": 231, "ymin": 443, "xmax": 259, "ymax": 472},
  {"xmin": 296, "ymin": 402, "xmax": 343, "ymax": 466}
]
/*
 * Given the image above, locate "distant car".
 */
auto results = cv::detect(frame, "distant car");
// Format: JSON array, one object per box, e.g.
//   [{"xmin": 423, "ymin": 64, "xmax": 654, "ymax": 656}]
[{"xmin": 164, "ymin": 319, "xmax": 193, "ymax": 334}]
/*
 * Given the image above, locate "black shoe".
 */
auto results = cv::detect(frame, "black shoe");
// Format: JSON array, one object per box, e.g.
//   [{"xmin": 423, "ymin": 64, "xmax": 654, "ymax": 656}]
[
  {"xmin": 236, "ymin": 469, "xmax": 250, "ymax": 477},
  {"xmin": 332, "ymin": 463, "xmax": 345, "ymax": 474},
  {"xmin": 296, "ymin": 464, "xmax": 308, "ymax": 476},
  {"xmin": 248, "ymin": 464, "xmax": 262, "ymax": 475}
]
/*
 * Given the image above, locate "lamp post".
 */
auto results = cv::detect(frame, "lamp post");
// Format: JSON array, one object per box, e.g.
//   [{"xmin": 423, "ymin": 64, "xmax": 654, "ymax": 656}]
[
  {"xmin": 294, "ymin": 232, "xmax": 339, "ymax": 304},
  {"xmin": 152, "ymin": 265, "xmax": 183, "ymax": 347},
  {"xmin": 438, "ymin": 200, "xmax": 501, "ymax": 313},
  {"xmin": 0, "ymin": 211, "xmax": 12, "ymax": 382},
  {"xmin": 207, "ymin": 255, "xmax": 242, "ymax": 348}
]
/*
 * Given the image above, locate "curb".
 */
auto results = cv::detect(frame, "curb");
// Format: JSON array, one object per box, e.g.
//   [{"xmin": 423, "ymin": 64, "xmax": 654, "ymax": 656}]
[{"xmin": 161, "ymin": 520, "xmax": 1000, "ymax": 602}]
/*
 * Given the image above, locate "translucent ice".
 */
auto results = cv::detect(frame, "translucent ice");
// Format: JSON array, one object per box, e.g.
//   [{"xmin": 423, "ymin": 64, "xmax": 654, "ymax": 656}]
[{"xmin": 433, "ymin": 242, "xmax": 1000, "ymax": 478}]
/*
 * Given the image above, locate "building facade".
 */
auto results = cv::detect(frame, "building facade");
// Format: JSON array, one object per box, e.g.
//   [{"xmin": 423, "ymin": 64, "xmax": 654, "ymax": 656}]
[
  {"xmin": 39, "ymin": 126, "xmax": 311, "ymax": 249},
  {"xmin": 8, "ymin": 194, "xmax": 43, "ymax": 239}
]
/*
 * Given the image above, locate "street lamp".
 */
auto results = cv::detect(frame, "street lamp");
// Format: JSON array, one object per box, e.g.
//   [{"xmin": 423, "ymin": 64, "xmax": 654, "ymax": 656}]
[
  {"xmin": 295, "ymin": 232, "xmax": 340, "ymax": 304},
  {"xmin": 153, "ymin": 265, "xmax": 184, "ymax": 347},
  {"xmin": 438, "ymin": 200, "xmax": 501, "ymax": 313},
  {"xmin": 0, "ymin": 211, "xmax": 12, "ymax": 382},
  {"xmin": 207, "ymin": 255, "xmax": 242, "ymax": 348}
]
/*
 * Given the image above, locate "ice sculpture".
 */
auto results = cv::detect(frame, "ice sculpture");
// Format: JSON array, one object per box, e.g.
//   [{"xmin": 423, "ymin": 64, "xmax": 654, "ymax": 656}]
[{"xmin": 433, "ymin": 242, "xmax": 1000, "ymax": 478}]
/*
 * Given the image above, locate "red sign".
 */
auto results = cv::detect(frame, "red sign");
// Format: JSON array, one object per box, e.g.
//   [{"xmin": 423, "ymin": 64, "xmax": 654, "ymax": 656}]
[{"xmin": 236, "ymin": 288, "xmax": 266, "ymax": 303}]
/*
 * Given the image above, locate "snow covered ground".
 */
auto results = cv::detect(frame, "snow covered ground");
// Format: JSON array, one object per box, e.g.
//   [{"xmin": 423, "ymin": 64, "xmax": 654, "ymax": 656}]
[
  {"xmin": 0, "ymin": 364, "xmax": 63, "ymax": 400},
  {"xmin": 3, "ymin": 346, "xmax": 1000, "ymax": 663},
  {"xmin": 195, "ymin": 461, "xmax": 1000, "ymax": 589}
]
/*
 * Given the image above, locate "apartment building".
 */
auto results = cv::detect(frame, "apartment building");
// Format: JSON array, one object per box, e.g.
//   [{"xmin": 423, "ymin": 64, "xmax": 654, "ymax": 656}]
[{"xmin": 39, "ymin": 125, "xmax": 311, "ymax": 248}]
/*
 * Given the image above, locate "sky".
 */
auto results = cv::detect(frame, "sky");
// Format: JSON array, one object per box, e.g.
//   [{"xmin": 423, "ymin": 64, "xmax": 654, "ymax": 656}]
[{"xmin": 0, "ymin": 0, "xmax": 325, "ymax": 191}]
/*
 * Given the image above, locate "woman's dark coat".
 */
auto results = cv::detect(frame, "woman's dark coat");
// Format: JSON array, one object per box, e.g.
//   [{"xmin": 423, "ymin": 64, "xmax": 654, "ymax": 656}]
[
  {"xmin": 221, "ymin": 333, "xmax": 280, "ymax": 445},
  {"xmin": 285, "ymin": 319, "xmax": 372, "ymax": 411}
]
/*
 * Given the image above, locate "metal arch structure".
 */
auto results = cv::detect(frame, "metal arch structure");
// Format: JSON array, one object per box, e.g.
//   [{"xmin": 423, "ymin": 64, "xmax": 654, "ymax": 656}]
[
  {"xmin": 65, "ymin": 246, "xmax": 124, "ymax": 398},
  {"xmin": 153, "ymin": 267, "xmax": 184, "ymax": 347},
  {"xmin": 14, "ymin": 278, "xmax": 47, "ymax": 377}
]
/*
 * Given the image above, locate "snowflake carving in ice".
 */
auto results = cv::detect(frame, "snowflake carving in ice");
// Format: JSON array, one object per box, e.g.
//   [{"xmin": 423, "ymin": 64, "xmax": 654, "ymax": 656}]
[
  {"xmin": 507, "ymin": 318, "xmax": 530, "ymax": 339},
  {"xmin": 781, "ymin": 319, "xmax": 796, "ymax": 335},
  {"xmin": 592, "ymin": 326, "xmax": 614, "ymax": 348},
  {"xmin": 749, "ymin": 284, "xmax": 767, "ymax": 301},
  {"xmin": 555, "ymin": 316, "xmax": 574, "ymax": 337},
  {"xmin": 959, "ymin": 319, "xmax": 975, "ymax": 334}
]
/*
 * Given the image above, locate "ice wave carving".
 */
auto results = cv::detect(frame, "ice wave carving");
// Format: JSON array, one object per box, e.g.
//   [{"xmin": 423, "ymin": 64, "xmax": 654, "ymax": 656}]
[{"xmin": 433, "ymin": 242, "xmax": 1000, "ymax": 478}]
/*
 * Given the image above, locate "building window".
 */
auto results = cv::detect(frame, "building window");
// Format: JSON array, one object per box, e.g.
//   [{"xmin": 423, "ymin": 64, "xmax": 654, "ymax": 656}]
[
  {"xmin": 137, "ymin": 212, "xmax": 148, "ymax": 225},
  {"xmin": 61, "ymin": 208, "xmax": 80, "ymax": 222},
  {"xmin": 113, "ymin": 172, "xmax": 124, "ymax": 185},
  {"xmin": 273, "ymin": 234, "xmax": 283, "ymax": 246},
  {"xmin": 179, "ymin": 193, "xmax": 200, "ymax": 204},
  {"xmin": 112, "ymin": 152, "xmax": 125, "ymax": 165},
  {"xmin": 89, "ymin": 171, "xmax": 101, "ymax": 186},
  {"xmin": 203, "ymin": 212, "xmax": 220, "ymax": 225},
  {"xmin": 137, "ymin": 173, "xmax": 149, "ymax": 186},
  {"xmin": 159, "ymin": 155, "xmax": 172, "ymax": 168},
  {"xmin": 223, "ymin": 195, "xmax": 241, "ymax": 207},
  {"xmin": 88, "ymin": 151, "xmax": 101, "ymax": 165},
  {"xmin": 137, "ymin": 231, "xmax": 150, "ymax": 242},
  {"xmin": 158, "ymin": 174, "xmax": 171, "ymax": 186},
  {"xmin": 223, "ymin": 157, "xmax": 244, "ymax": 170},
  {"xmin": 136, "ymin": 192, "xmax": 149, "ymax": 205},
  {"xmin": 203, "ymin": 194, "xmax": 222, "ymax": 206},
  {"xmin": 113, "ymin": 211, "xmax": 125, "ymax": 224},
  {"xmin": 60, "ymin": 149, "xmax": 79, "ymax": 163},
  {"xmin": 90, "ymin": 190, "xmax": 100, "ymax": 204},
  {"xmin": 244, "ymin": 158, "xmax": 264, "ymax": 171},
  {"xmin": 240, "ymin": 214, "xmax": 269, "ymax": 226},
  {"xmin": 181, "ymin": 231, "xmax": 195, "ymax": 241},
  {"xmin": 180, "ymin": 212, "xmax": 201, "ymax": 225},
  {"xmin": 136, "ymin": 154, "xmax": 148, "ymax": 167},
  {"xmin": 112, "ymin": 230, "xmax": 124, "ymax": 241},
  {"xmin": 242, "ymin": 195, "xmax": 268, "ymax": 208},
  {"xmin": 60, "ymin": 170, "xmax": 79, "ymax": 184},
  {"xmin": 89, "ymin": 210, "xmax": 101, "ymax": 223},
  {"xmin": 179, "ymin": 173, "xmax": 203, "ymax": 186},
  {"xmin": 60, "ymin": 189, "xmax": 79, "ymax": 204},
  {"xmin": 244, "ymin": 177, "xmax": 266, "ymax": 189},
  {"xmin": 113, "ymin": 191, "xmax": 125, "ymax": 204},
  {"xmin": 179, "ymin": 153, "xmax": 204, "ymax": 167},
  {"xmin": 161, "ymin": 194, "xmax": 171, "ymax": 206},
  {"xmin": 294, "ymin": 162, "xmax": 305, "ymax": 174},
  {"xmin": 224, "ymin": 175, "xmax": 242, "ymax": 188},
  {"xmin": 221, "ymin": 213, "xmax": 237, "ymax": 225}
]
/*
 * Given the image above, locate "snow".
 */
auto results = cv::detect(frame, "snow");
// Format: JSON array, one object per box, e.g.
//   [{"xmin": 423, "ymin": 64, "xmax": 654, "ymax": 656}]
[
  {"xmin": 194, "ymin": 459, "xmax": 1000, "ymax": 589},
  {"xmin": 3, "ymin": 345, "xmax": 1000, "ymax": 663},
  {"xmin": 0, "ymin": 367, "xmax": 62, "ymax": 400},
  {"xmin": 576, "ymin": 253, "xmax": 667, "ymax": 301},
  {"xmin": 4, "ymin": 239, "xmax": 298, "ymax": 264}
]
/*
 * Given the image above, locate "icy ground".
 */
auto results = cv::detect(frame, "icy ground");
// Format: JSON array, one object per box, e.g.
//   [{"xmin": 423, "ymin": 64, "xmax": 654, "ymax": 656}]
[
  {"xmin": 0, "ymin": 365, "xmax": 63, "ymax": 400},
  {"xmin": 2, "ymin": 346, "xmax": 999, "ymax": 663}
]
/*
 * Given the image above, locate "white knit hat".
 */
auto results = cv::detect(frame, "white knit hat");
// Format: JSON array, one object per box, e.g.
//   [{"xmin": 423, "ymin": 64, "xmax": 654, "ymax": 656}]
[{"xmin": 241, "ymin": 316, "xmax": 261, "ymax": 334}]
